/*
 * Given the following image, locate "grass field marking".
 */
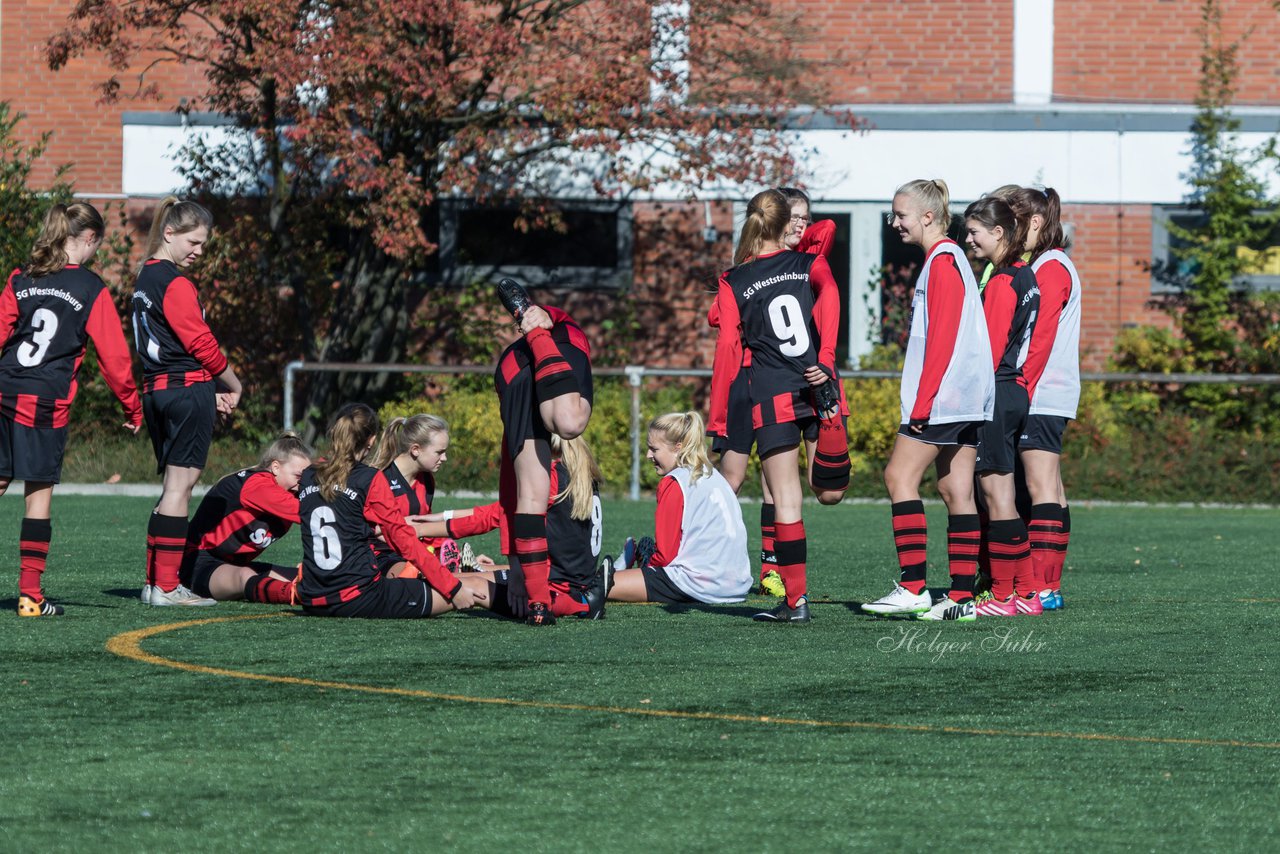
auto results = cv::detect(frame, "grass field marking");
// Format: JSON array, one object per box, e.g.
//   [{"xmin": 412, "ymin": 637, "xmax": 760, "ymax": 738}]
[{"xmin": 107, "ymin": 615, "xmax": 1280, "ymax": 752}]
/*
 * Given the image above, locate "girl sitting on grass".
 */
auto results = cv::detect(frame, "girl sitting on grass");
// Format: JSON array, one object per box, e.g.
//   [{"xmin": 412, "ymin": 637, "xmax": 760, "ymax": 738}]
[{"xmin": 607, "ymin": 411, "xmax": 751, "ymax": 607}]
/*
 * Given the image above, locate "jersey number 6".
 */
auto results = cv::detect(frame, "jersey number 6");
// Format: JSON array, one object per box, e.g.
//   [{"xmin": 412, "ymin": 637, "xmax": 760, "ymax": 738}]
[{"xmin": 309, "ymin": 506, "xmax": 343, "ymax": 570}]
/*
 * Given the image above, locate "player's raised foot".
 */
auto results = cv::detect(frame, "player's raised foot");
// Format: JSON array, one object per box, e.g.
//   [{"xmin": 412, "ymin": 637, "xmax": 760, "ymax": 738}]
[
  {"xmin": 459, "ymin": 543, "xmax": 479, "ymax": 572},
  {"xmin": 862, "ymin": 582, "xmax": 932, "ymax": 616},
  {"xmin": 753, "ymin": 597, "xmax": 810, "ymax": 624},
  {"xmin": 140, "ymin": 584, "xmax": 153, "ymax": 605},
  {"xmin": 438, "ymin": 538, "xmax": 462, "ymax": 573},
  {"xmin": 148, "ymin": 583, "xmax": 217, "ymax": 607},
  {"xmin": 759, "ymin": 569, "xmax": 786, "ymax": 598},
  {"xmin": 973, "ymin": 591, "xmax": 1018, "ymax": 617},
  {"xmin": 496, "ymin": 277, "xmax": 534, "ymax": 322},
  {"xmin": 525, "ymin": 601, "xmax": 557, "ymax": 626},
  {"xmin": 917, "ymin": 595, "xmax": 976, "ymax": 622},
  {"xmin": 17, "ymin": 595, "xmax": 64, "ymax": 617},
  {"xmin": 1016, "ymin": 592, "xmax": 1045, "ymax": 616}
]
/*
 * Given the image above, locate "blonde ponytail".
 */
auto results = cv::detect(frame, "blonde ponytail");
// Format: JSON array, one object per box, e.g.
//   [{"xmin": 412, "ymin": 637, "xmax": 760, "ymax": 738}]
[
  {"xmin": 550, "ymin": 434, "xmax": 602, "ymax": 521},
  {"xmin": 733, "ymin": 189, "xmax": 790, "ymax": 266},
  {"xmin": 895, "ymin": 178, "xmax": 952, "ymax": 233},
  {"xmin": 144, "ymin": 196, "xmax": 214, "ymax": 261},
  {"xmin": 258, "ymin": 431, "xmax": 314, "ymax": 469},
  {"xmin": 369, "ymin": 413, "xmax": 449, "ymax": 470}
]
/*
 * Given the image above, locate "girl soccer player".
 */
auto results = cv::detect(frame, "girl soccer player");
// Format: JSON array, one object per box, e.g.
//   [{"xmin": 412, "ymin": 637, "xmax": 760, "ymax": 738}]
[
  {"xmin": 414, "ymin": 434, "xmax": 607, "ymax": 620},
  {"xmin": 295, "ymin": 403, "xmax": 483, "ymax": 618},
  {"xmin": 608, "ymin": 411, "xmax": 751, "ymax": 606},
  {"xmin": 365, "ymin": 413, "xmax": 457, "ymax": 578},
  {"xmin": 862, "ymin": 179, "xmax": 994, "ymax": 622},
  {"xmin": 0, "ymin": 202, "xmax": 143, "ymax": 616},
  {"xmin": 709, "ymin": 189, "xmax": 847, "ymax": 623},
  {"xmin": 180, "ymin": 433, "xmax": 312, "ymax": 603},
  {"xmin": 1008, "ymin": 187, "xmax": 1081, "ymax": 611},
  {"xmin": 709, "ymin": 187, "xmax": 847, "ymax": 598},
  {"xmin": 133, "ymin": 197, "xmax": 243, "ymax": 607},
  {"xmin": 492, "ymin": 278, "xmax": 593, "ymax": 626},
  {"xmin": 963, "ymin": 197, "xmax": 1042, "ymax": 616}
]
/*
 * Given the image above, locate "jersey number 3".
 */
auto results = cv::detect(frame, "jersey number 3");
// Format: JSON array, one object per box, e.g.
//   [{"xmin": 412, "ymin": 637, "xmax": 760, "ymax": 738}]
[
  {"xmin": 309, "ymin": 507, "xmax": 343, "ymax": 570},
  {"xmin": 17, "ymin": 308, "xmax": 59, "ymax": 367},
  {"xmin": 767, "ymin": 294, "xmax": 811, "ymax": 357}
]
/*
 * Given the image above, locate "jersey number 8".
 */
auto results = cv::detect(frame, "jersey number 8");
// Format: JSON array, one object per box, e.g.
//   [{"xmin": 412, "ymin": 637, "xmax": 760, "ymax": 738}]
[{"xmin": 767, "ymin": 294, "xmax": 811, "ymax": 357}]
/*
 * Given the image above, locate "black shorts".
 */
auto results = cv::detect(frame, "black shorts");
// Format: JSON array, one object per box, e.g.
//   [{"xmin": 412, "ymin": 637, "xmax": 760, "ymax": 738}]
[
  {"xmin": 976, "ymin": 383, "xmax": 1029, "ymax": 474},
  {"xmin": 495, "ymin": 338, "xmax": 593, "ymax": 458},
  {"xmin": 0, "ymin": 417, "xmax": 67, "ymax": 483},
  {"xmin": 181, "ymin": 550, "xmax": 287, "ymax": 599},
  {"xmin": 143, "ymin": 382, "xmax": 216, "ymax": 473},
  {"xmin": 755, "ymin": 416, "xmax": 821, "ymax": 457},
  {"xmin": 897, "ymin": 420, "xmax": 981, "ymax": 447},
  {"xmin": 1020, "ymin": 414, "xmax": 1070, "ymax": 454},
  {"xmin": 302, "ymin": 577, "xmax": 437, "ymax": 619},
  {"xmin": 642, "ymin": 564, "xmax": 698, "ymax": 605},
  {"xmin": 711, "ymin": 371, "xmax": 754, "ymax": 457}
]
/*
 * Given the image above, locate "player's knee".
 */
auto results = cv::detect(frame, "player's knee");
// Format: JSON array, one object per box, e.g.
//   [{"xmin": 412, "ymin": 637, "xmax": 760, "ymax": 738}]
[
  {"xmin": 553, "ymin": 412, "xmax": 590, "ymax": 439},
  {"xmin": 0, "ymin": 479, "xmax": 10, "ymax": 496}
]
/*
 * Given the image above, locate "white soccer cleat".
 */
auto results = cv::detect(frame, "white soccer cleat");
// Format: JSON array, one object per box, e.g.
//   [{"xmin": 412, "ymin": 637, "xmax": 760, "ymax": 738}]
[
  {"xmin": 140, "ymin": 584, "xmax": 153, "ymax": 605},
  {"xmin": 917, "ymin": 595, "xmax": 976, "ymax": 622},
  {"xmin": 148, "ymin": 584, "xmax": 217, "ymax": 607},
  {"xmin": 862, "ymin": 582, "xmax": 932, "ymax": 615}
]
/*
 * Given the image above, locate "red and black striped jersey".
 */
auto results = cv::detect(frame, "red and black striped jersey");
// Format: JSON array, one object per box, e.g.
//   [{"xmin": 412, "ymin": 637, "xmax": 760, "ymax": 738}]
[
  {"xmin": 0, "ymin": 265, "xmax": 141, "ymax": 429},
  {"xmin": 371, "ymin": 463, "xmax": 436, "ymax": 560},
  {"xmin": 297, "ymin": 463, "xmax": 460, "ymax": 607},
  {"xmin": 709, "ymin": 249, "xmax": 839, "ymax": 430},
  {"xmin": 494, "ymin": 306, "xmax": 593, "ymax": 404},
  {"xmin": 187, "ymin": 468, "xmax": 300, "ymax": 562},
  {"xmin": 131, "ymin": 259, "xmax": 228, "ymax": 393},
  {"xmin": 983, "ymin": 263, "xmax": 1040, "ymax": 384}
]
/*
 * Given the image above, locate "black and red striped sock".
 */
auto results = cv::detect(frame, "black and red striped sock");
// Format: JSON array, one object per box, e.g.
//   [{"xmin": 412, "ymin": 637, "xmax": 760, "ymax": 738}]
[
  {"xmin": 976, "ymin": 509, "xmax": 991, "ymax": 588},
  {"xmin": 891, "ymin": 500, "xmax": 928, "ymax": 595},
  {"xmin": 987, "ymin": 518, "xmax": 1030, "ymax": 600},
  {"xmin": 946, "ymin": 514, "xmax": 981, "ymax": 602},
  {"xmin": 1053, "ymin": 504, "xmax": 1071, "ymax": 590},
  {"xmin": 148, "ymin": 512, "xmax": 189, "ymax": 592},
  {"xmin": 243, "ymin": 574, "xmax": 293, "ymax": 604},
  {"xmin": 525, "ymin": 327, "xmax": 579, "ymax": 402},
  {"xmin": 773, "ymin": 519, "xmax": 807, "ymax": 608},
  {"xmin": 811, "ymin": 415, "xmax": 851, "ymax": 491},
  {"xmin": 18, "ymin": 517, "xmax": 52, "ymax": 601},
  {"xmin": 1028, "ymin": 503, "xmax": 1063, "ymax": 593},
  {"xmin": 759, "ymin": 502, "xmax": 776, "ymax": 576},
  {"xmin": 513, "ymin": 512, "xmax": 552, "ymax": 606}
]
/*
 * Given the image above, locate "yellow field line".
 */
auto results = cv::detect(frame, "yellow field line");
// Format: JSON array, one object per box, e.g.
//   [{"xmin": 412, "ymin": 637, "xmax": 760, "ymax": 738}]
[{"xmin": 107, "ymin": 615, "xmax": 1280, "ymax": 751}]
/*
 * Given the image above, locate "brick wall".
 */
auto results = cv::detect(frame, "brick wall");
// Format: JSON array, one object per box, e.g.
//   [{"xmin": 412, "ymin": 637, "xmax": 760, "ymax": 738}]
[
  {"xmin": 780, "ymin": 0, "xmax": 1014, "ymax": 104},
  {"xmin": 1055, "ymin": 0, "xmax": 1280, "ymax": 105},
  {"xmin": 1061, "ymin": 203, "xmax": 1172, "ymax": 370},
  {"xmin": 0, "ymin": 0, "xmax": 210, "ymax": 191}
]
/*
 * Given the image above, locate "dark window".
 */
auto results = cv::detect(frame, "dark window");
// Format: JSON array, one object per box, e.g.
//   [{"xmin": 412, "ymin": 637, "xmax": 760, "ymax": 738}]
[{"xmin": 435, "ymin": 201, "xmax": 632, "ymax": 289}]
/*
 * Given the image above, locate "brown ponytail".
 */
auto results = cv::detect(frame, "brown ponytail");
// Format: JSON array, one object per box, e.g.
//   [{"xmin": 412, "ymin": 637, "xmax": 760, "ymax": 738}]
[
  {"xmin": 26, "ymin": 202, "xmax": 104, "ymax": 279},
  {"xmin": 1009, "ymin": 186, "xmax": 1067, "ymax": 262},
  {"xmin": 313, "ymin": 403, "xmax": 379, "ymax": 501}
]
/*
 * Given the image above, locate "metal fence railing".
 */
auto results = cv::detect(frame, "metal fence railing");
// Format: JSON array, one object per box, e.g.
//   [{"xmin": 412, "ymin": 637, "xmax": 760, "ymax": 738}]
[{"xmin": 282, "ymin": 360, "xmax": 1280, "ymax": 500}]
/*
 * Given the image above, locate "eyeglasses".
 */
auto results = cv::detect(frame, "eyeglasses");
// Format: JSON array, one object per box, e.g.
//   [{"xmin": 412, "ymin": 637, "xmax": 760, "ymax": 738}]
[{"xmin": 790, "ymin": 215, "xmax": 812, "ymax": 225}]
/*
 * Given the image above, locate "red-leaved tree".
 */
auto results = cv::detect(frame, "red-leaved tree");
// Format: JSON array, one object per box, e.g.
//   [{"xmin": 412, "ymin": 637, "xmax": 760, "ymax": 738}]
[{"xmin": 48, "ymin": 0, "xmax": 849, "ymax": 433}]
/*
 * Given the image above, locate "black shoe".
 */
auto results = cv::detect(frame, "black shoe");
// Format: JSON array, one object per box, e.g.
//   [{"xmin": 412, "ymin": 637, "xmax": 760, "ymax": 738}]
[
  {"xmin": 634, "ymin": 536, "xmax": 656, "ymax": 571},
  {"xmin": 579, "ymin": 563, "xmax": 609, "ymax": 621},
  {"xmin": 752, "ymin": 598, "xmax": 811, "ymax": 623},
  {"xmin": 526, "ymin": 601, "xmax": 557, "ymax": 626},
  {"xmin": 497, "ymin": 277, "xmax": 534, "ymax": 322}
]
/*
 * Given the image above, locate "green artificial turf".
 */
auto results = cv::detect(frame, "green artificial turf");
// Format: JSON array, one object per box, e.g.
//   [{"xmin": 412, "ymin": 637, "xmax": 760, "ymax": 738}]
[{"xmin": 2, "ymin": 496, "xmax": 1278, "ymax": 852}]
